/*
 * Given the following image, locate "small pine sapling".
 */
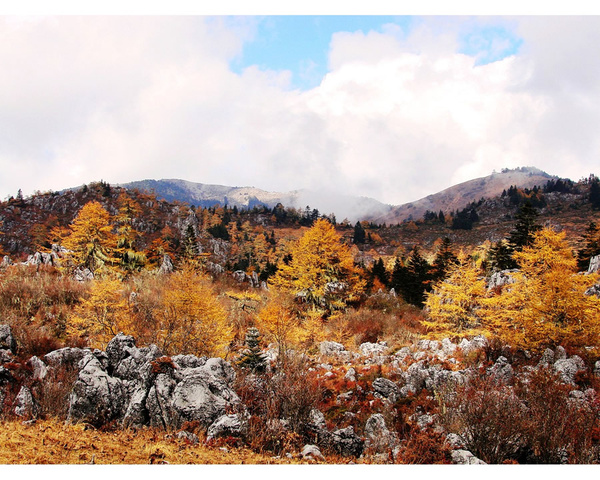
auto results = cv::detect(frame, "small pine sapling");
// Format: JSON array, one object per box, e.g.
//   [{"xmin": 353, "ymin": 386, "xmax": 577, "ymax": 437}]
[{"xmin": 238, "ymin": 327, "xmax": 267, "ymax": 373}]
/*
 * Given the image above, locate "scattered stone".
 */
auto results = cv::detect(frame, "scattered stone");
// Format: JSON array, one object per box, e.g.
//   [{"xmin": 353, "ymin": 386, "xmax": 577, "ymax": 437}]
[
  {"xmin": 451, "ymin": 449, "xmax": 487, "ymax": 465},
  {"xmin": 554, "ymin": 355, "xmax": 586, "ymax": 385},
  {"xmin": 301, "ymin": 444, "xmax": 324, "ymax": 461},
  {"xmin": 207, "ymin": 413, "xmax": 246, "ymax": 441},
  {"xmin": 364, "ymin": 413, "xmax": 395, "ymax": 453},
  {"xmin": 372, "ymin": 377, "xmax": 400, "ymax": 403},
  {"xmin": 0, "ymin": 325, "xmax": 17, "ymax": 353},
  {"xmin": 359, "ymin": 342, "xmax": 388, "ymax": 357},
  {"xmin": 344, "ymin": 367, "xmax": 356, "ymax": 383},
  {"xmin": 14, "ymin": 386, "xmax": 38, "ymax": 418},
  {"xmin": 177, "ymin": 430, "xmax": 200, "ymax": 444},
  {"xmin": 488, "ymin": 356, "xmax": 514, "ymax": 384}
]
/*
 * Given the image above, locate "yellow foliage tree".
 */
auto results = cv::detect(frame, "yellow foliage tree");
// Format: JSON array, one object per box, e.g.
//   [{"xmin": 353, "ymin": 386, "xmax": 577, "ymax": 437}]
[
  {"xmin": 481, "ymin": 228, "xmax": 600, "ymax": 351},
  {"xmin": 423, "ymin": 254, "xmax": 488, "ymax": 339},
  {"xmin": 269, "ymin": 218, "xmax": 365, "ymax": 315},
  {"xmin": 255, "ymin": 292, "xmax": 301, "ymax": 363},
  {"xmin": 158, "ymin": 265, "xmax": 233, "ymax": 357},
  {"xmin": 68, "ymin": 276, "xmax": 131, "ymax": 349},
  {"xmin": 62, "ymin": 201, "xmax": 117, "ymax": 273}
]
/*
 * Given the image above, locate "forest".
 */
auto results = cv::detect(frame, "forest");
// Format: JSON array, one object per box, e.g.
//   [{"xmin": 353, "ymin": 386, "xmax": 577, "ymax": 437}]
[{"xmin": 1, "ymin": 175, "xmax": 600, "ymax": 464}]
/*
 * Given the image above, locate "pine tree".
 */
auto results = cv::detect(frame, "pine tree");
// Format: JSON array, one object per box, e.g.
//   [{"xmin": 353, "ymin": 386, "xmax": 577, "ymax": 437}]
[
  {"xmin": 431, "ymin": 237, "xmax": 457, "ymax": 281},
  {"xmin": 353, "ymin": 221, "xmax": 366, "ymax": 244},
  {"xmin": 237, "ymin": 327, "xmax": 267, "ymax": 373},
  {"xmin": 487, "ymin": 240, "xmax": 517, "ymax": 271},
  {"xmin": 398, "ymin": 246, "xmax": 432, "ymax": 306},
  {"xmin": 577, "ymin": 222, "xmax": 600, "ymax": 271},
  {"xmin": 508, "ymin": 201, "xmax": 540, "ymax": 251},
  {"xmin": 590, "ymin": 176, "xmax": 600, "ymax": 210}
]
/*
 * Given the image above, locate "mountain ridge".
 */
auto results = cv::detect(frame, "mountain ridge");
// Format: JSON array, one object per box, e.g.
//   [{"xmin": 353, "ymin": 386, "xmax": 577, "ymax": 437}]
[{"xmin": 119, "ymin": 167, "xmax": 557, "ymax": 223}]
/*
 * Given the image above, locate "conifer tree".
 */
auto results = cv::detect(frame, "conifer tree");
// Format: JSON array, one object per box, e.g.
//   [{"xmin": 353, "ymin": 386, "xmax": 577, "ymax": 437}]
[
  {"xmin": 237, "ymin": 327, "xmax": 267, "ymax": 373},
  {"xmin": 431, "ymin": 237, "xmax": 457, "ymax": 281},
  {"xmin": 577, "ymin": 222, "xmax": 600, "ymax": 271},
  {"xmin": 353, "ymin": 221, "xmax": 366, "ymax": 244},
  {"xmin": 508, "ymin": 201, "xmax": 540, "ymax": 251}
]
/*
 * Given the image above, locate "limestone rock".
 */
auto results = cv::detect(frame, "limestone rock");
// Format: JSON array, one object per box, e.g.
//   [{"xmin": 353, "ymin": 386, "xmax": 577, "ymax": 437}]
[
  {"xmin": 14, "ymin": 386, "xmax": 38, "ymax": 418},
  {"xmin": 331, "ymin": 426, "xmax": 364, "ymax": 457},
  {"xmin": 364, "ymin": 413, "xmax": 395, "ymax": 453},
  {"xmin": 0, "ymin": 325, "xmax": 16, "ymax": 353},
  {"xmin": 372, "ymin": 377, "xmax": 400, "ymax": 403},
  {"xmin": 301, "ymin": 444, "xmax": 325, "ymax": 461},
  {"xmin": 452, "ymin": 449, "xmax": 487, "ymax": 465},
  {"xmin": 554, "ymin": 355, "xmax": 586, "ymax": 385},
  {"xmin": 67, "ymin": 353, "xmax": 126, "ymax": 426},
  {"xmin": 207, "ymin": 413, "xmax": 247, "ymax": 441}
]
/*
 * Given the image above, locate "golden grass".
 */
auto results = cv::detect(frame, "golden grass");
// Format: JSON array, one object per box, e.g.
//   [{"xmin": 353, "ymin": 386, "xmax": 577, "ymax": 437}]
[{"xmin": 0, "ymin": 419, "xmax": 315, "ymax": 465}]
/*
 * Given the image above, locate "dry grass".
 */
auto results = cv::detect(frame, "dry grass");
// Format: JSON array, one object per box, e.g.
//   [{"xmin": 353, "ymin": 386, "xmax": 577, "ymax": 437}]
[{"xmin": 0, "ymin": 419, "xmax": 320, "ymax": 464}]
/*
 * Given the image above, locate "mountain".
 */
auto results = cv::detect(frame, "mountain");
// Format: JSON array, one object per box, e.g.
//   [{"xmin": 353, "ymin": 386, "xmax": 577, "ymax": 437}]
[
  {"xmin": 372, "ymin": 167, "xmax": 556, "ymax": 224},
  {"xmin": 120, "ymin": 179, "xmax": 392, "ymax": 222}
]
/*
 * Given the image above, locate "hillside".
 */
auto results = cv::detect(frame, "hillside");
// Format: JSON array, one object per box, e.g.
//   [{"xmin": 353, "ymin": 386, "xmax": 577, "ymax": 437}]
[
  {"xmin": 119, "ymin": 179, "xmax": 392, "ymax": 223},
  {"xmin": 373, "ymin": 167, "xmax": 556, "ymax": 224}
]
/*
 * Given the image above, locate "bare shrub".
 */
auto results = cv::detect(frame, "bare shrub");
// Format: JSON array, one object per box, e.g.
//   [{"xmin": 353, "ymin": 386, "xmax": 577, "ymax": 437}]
[
  {"xmin": 32, "ymin": 363, "xmax": 79, "ymax": 420},
  {"xmin": 516, "ymin": 368, "xmax": 600, "ymax": 464},
  {"xmin": 439, "ymin": 374, "xmax": 527, "ymax": 464},
  {"xmin": 234, "ymin": 356, "xmax": 322, "ymax": 454}
]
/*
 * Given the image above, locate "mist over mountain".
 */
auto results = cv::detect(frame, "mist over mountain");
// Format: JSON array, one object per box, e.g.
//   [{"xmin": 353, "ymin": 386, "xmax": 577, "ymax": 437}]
[
  {"xmin": 120, "ymin": 179, "xmax": 392, "ymax": 222},
  {"xmin": 120, "ymin": 167, "xmax": 557, "ymax": 224}
]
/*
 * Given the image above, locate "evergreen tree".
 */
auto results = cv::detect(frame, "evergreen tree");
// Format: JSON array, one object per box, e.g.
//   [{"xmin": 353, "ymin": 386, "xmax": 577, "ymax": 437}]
[
  {"xmin": 577, "ymin": 222, "xmax": 600, "ymax": 271},
  {"xmin": 353, "ymin": 221, "xmax": 366, "ymax": 244},
  {"xmin": 183, "ymin": 224, "xmax": 199, "ymax": 258},
  {"xmin": 590, "ymin": 176, "xmax": 600, "ymax": 210},
  {"xmin": 397, "ymin": 246, "xmax": 432, "ymax": 306},
  {"xmin": 237, "ymin": 327, "xmax": 267, "ymax": 373},
  {"xmin": 508, "ymin": 201, "xmax": 540, "ymax": 251},
  {"xmin": 431, "ymin": 237, "xmax": 457, "ymax": 281},
  {"xmin": 487, "ymin": 240, "xmax": 516, "ymax": 271},
  {"xmin": 371, "ymin": 257, "xmax": 389, "ymax": 287}
]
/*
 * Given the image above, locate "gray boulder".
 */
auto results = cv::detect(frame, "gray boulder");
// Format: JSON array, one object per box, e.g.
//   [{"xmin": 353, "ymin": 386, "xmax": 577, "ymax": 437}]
[
  {"xmin": 554, "ymin": 355, "xmax": 586, "ymax": 385},
  {"xmin": 0, "ymin": 324, "xmax": 16, "ymax": 353},
  {"xmin": 372, "ymin": 377, "xmax": 400, "ymax": 403},
  {"xmin": 27, "ymin": 356, "xmax": 48, "ymax": 381},
  {"xmin": 359, "ymin": 342, "xmax": 388, "ymax": 357},
  {"xmin": 159, "ymin": 254, "xmax": 174, "ymax": 274},
  {"xmin": 177, "ymin": 430, "xmax": 199, "ymax": 445},
  {"xmin": 331, "ymin": 426, "xmax": 364, "ymax": 457},
  {"xmin": 488, "ymin": 269, "xmax": 517, "ymax": 289},
  {"xmin": 364, "ymin": 413, "xmax": 395, "ymax": 453},
  {"xmin": 452, "ymin": 449, "xmax": 487, "ymax": 465},
  {"xmin": 207, "ymin": 413, "xmax": 247, "ymax": 441},
  {"xmin": 488, "ymin": 356, "xmax": 514, "ymax": 384},
  {"xmin": 147, "ymin": 373, "xmax": 178, "ymax": 429},
  {"xmin": 301, "ymin": 444, "xmax": 325, "ymax": 461},
  {"xmin": 588, "ymin": 255, "xmax": 600, "ymax": 274},
  {"xmin": 44, "ymin": 347, "xmax": 87, "ymax": 367},
  {"xmin": 67, "ymin": 353, "xmax": 126, "ymax": 426},
  {"xmin": 172, "ymin": 354, "xmax": 207, "ymax": 369},
  {"xmin": 14, "ymin": 386, "xmax": 38, "ymax": 418}
]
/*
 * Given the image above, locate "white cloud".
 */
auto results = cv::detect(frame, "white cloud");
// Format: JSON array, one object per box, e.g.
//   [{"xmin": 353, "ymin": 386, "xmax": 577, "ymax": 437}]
[{"xmin": 1, "ymin": 15, "xmax": 600, "ymax": 212}]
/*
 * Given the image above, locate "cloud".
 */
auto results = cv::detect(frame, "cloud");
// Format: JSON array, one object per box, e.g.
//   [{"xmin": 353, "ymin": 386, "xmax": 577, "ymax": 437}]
[{"xmin": 1, "ymin": 15, "xmax": 600, "ymax": 211}]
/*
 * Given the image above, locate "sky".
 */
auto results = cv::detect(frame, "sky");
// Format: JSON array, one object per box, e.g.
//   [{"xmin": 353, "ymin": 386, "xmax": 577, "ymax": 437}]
[{"xmin": 1, "ymin": 3, "xmax": 600, "ymax": 207}]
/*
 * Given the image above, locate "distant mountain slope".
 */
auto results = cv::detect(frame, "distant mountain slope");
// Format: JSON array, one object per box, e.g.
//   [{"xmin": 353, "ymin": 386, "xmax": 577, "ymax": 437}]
[
  {"xmin": 120, "ymin": 179, "xmax": 392, "ymax": 222},
  {"xmin": 373, "ymin": 167, "xmax": 556, "ymax": 224}
]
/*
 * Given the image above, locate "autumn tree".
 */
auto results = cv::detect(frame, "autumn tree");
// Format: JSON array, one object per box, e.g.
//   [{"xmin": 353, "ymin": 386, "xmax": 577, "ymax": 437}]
[
  {"xmin": 68, "ymin": 275, "xmax": 131, "ymax": 348},
  {"xmin": 481, "ymin": 227, "xmax": 600, "ymax": 351},
  {"xmin": 62, "ymin": 201, "xmax": 117, "ymax": 273},
  {"xmin": 255, "ymin": 292, "xmax": 301, "ymax": 364},
  {"xmin": 157, "ymin": 265, "xmax": 233, "ymax": 357},
  {"xmin": 269, "ymin": 218, "xmax": 365, "ymax": 316},
  {"xmin": 423, "ymin": 254, "xmax": 487, "ymax": 338},
  {"xmin": 114, "ymin": 192, "xmax": 146, "ymax": 275}
]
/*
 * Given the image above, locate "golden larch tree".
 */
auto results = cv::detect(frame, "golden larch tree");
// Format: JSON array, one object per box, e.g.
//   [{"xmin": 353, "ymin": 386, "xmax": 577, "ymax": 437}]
[
  {"xmin": 423, "ymin": 254, "xmax": 488, "ymax": 339},
  {"xmin": 481, "ymin": 227, "xmax": 600, "ymax": 351},
  {"xmin": 269, "ymin": 218, "xmax": 365, "ymax": 315},
  {"xmin": 62, "ymin": 201, "xmax": 117, "ymax": 273},
  {"xmin": 157, "ymin": 265, "xmax": 233, "ymax": 357}
]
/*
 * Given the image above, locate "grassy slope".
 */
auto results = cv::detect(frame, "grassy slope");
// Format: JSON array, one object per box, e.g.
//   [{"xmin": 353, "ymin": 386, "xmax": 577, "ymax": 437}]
[{"xmin": 0, "ymin": 419, "xmax": 319, "ymax": 465}]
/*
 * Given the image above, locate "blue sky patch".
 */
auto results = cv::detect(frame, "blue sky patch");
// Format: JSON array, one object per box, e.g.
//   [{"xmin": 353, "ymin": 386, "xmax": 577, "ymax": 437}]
[
  {"xmin": 458, "ymin": 25, "xmax": 523, "ymax": 65},
  {"xmin": 230, "ymin": 15, "xmax": 413, "ymax": 90}
]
